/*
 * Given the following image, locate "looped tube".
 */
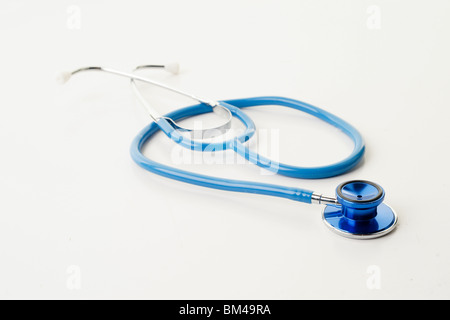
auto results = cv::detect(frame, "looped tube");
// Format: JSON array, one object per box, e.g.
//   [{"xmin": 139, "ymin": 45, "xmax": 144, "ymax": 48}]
[
  {"xmin": 227, "ymin": 97, "xmax": 365, "ymax": 178},
  {"xmin": 130, "ymin": 96, "xmax": 365, "ymax": 204}
]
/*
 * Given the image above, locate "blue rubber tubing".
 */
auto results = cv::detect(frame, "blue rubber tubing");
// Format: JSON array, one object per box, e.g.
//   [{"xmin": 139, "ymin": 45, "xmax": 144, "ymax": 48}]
[{"xmin": 130, "ymin": 96, "xmax": 365, "ymax": 204}]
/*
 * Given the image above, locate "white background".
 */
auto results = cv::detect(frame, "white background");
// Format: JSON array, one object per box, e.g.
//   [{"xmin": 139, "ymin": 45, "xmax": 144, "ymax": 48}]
[{"xmin": 1, "ymin": 0, "xmax": 449, "ymax": 299}]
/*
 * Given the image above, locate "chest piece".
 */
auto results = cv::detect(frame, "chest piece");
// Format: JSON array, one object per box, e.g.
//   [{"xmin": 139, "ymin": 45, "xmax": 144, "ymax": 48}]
[{"xmin": 322, "ymin": 180, "xmax": 398, "ymax": 239}]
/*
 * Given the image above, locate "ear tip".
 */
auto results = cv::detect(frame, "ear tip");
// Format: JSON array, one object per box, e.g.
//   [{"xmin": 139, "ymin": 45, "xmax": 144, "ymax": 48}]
[
  {"xmin": 56, "ymin": 71, "xmax": 72, "ymax": 84},
  {"xmin": 164, "ymin": 62, "xmax": 180, "ymax": 75}
]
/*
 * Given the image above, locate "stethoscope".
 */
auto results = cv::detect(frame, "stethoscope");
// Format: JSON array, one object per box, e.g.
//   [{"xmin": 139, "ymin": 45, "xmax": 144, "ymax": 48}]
[{"xmin": 59, "ymin": 63, "xmax": 398, "ymax": 239}]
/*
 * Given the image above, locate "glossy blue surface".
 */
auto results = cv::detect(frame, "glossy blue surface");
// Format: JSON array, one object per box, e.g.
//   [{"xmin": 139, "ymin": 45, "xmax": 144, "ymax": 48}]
[
  {"xmin": 336, "ymin": 180, "xmax": 385, "ymax": 220},
  {"xmin": 341, "ymin": 182, "xmax": 380, "ymax": 202},
  {"xmin": 323, "ymin": 203, "xmax": 397, "ymax": 236},
  {"xmin": 324, "ymin": 180, "xmax": 396, "ymax": 237}
]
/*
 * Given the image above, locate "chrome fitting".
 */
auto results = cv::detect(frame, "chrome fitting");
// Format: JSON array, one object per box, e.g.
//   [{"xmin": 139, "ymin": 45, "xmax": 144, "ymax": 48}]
[{"xmin": 311, "ymin": 192, "xmax": 339, "ymax": 205}]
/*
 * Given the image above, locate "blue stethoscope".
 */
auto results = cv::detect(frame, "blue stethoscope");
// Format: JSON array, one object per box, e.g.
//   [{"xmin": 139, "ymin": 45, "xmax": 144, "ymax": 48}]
[{"xmin": 60, "ymin": 63, "xmax": 398, "ymax": 239}]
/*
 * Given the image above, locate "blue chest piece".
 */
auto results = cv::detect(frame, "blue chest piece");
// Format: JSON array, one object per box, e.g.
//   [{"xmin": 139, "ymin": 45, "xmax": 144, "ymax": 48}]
[{"xmin": 323, "ymin": 180, "xmax": 398, "ymax": 239}]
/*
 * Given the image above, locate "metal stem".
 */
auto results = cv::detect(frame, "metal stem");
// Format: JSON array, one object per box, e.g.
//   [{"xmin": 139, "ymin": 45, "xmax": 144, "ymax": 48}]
[{"xmin": 70, "ymin": 66, "xmax": 216, "ymax": 106}]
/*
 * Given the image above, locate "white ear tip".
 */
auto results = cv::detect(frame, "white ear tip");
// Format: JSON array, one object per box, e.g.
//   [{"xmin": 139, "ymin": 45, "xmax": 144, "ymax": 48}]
[
  {"xmin": 164, "ymin": 62, "xmax": 179, "ymax": 75},
  {"xmin": 56, "ymin": 71, "xmax": 72, "ymax": 84}
]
